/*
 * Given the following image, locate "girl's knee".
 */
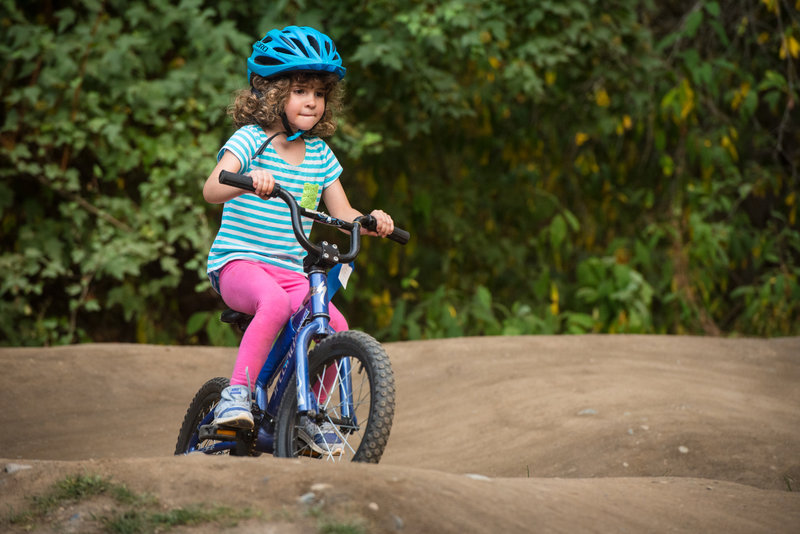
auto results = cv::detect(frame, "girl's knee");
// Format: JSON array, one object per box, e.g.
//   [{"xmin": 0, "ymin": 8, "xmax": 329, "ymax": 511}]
[{"xmin": 257, "ymin": 291, "xmax": 292, "ymax": 318}]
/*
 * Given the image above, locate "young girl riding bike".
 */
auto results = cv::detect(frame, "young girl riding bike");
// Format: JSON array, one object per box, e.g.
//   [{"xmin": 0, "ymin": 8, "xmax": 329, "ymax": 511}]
[{"xmin": 202, "ymin": 26, "xmax": 395, "ymax": 454}]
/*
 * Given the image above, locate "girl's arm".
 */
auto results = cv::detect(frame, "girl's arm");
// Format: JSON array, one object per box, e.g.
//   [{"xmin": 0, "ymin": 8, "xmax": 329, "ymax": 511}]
[
  {"xmin": 203, "ymin": 150, "xmax": 275, "ymax": 203},
  {"xmin": 322, "ymin": 179, "xmax": 394, "ymax": 237}
]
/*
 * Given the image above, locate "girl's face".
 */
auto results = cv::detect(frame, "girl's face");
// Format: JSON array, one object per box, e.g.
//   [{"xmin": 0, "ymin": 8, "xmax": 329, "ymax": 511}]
[{"xmin": 283, "ymin": 79, "xmax": 326, "ymax": 133}]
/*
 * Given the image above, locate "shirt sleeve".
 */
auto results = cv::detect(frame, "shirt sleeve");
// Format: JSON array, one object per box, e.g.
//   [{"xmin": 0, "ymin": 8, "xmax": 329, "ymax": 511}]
[{"xmin": 217, "ymin": 125, "xmax": 261, "ymax": 174}]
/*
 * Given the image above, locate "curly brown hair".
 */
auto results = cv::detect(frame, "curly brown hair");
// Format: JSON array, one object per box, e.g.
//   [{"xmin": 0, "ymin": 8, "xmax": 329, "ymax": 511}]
[{"xmin": 228, "ymin": 72, "xmax": 344, "ymax": 138}]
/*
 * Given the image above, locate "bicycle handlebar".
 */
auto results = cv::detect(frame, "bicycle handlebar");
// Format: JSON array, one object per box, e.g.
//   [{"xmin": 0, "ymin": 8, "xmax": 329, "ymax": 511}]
[{"xmin": 218, "ymin": 170, "xmax": 409, "ymax": 264}]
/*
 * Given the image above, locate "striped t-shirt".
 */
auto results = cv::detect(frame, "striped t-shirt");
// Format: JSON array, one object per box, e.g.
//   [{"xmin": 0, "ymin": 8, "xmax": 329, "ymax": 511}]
[{"xmin": 206, "ymin": 124, "xmax": 343, "ymax": 292}]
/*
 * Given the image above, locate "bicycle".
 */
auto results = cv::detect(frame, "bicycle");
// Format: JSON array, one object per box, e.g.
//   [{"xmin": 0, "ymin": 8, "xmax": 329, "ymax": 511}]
[{"xmin": 175, "ymin": 170, "xmax": 409, "ymax": 461}]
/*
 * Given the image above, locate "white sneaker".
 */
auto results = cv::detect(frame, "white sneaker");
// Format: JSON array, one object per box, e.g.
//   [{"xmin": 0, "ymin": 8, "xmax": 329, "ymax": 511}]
[
  {"xmin": 297, "ymin": 417, "xmax": 343, "ymax": 456},
  {"xmin": 213, "ymin": 385, "xmax": 254, "ymax": 429}
]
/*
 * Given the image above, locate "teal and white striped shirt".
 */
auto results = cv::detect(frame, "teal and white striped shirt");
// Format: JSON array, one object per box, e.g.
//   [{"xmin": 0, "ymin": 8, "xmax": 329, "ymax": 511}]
[{"xmin": 207, "ymin": 125, "xmax": 343, "ymax": 292}]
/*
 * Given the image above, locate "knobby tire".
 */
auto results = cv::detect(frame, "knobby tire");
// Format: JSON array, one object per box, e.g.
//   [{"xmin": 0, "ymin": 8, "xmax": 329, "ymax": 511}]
[
  {"xmin": 174, "ymin": 376, "xmax": 237, "ymax": 455},
  {"xmin": 273, "ymin": 330, "xmax": 395, "ymax": 463}
]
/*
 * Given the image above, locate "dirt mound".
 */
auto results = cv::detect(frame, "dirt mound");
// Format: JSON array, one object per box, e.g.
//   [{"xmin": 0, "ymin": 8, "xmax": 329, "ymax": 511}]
[{"xmin": 2, "ymin": 336, "xmax": 799, "ymax": 533}]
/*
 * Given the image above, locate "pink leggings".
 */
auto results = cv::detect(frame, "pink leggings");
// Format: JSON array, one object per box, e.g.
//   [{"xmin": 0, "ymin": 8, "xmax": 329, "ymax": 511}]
[{"xmin": 219, "ymin": 260, "xmax": 348, "ymax": 387}]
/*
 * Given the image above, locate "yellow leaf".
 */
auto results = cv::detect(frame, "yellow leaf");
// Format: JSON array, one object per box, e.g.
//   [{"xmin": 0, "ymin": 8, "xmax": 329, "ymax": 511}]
[
  {"xmin": 731, "ymin": 82, "xmax": 750, "ymax": 111},
  {"xmin": 545, "ymin": 71, "xmax": 557, "ymax": 85},
  {"xmin": 488, "ymin": 56, "xmax": 501, "ymax": 69},
  {"xmin": 789, "ymin": 36, "xmax": 800, "ymax": 58},
  {"xmin": 680, "ymin": 79, "xmax": 695, "ymax": 119},
  {"xmin": 779, "ymin": 36, "xmax": 799, "ymax": 58},
  {"xmin": 617, "ymin": 115, "xmax": 633, "ymax": 135},
  {"xmin": 575, "ymin": 132, "xmax": 589, "ymax": 146},
  {"xmin": 726, "ymin": 141, "xmax": 739, "ymax": 161},
  {"xmin": 595, "ymin": 88, "xmax": 610, "ymax": 107},
  {"xmin": 549, "ymin": 284, "xmax": 559, "ymax": 316},
  {"xmin": 758, "ymin": 32, "xmax": 770, "ymax": 44},
  {"xmin": 761, "ymin": 0, "xmax": 779, "ymax": 14}
]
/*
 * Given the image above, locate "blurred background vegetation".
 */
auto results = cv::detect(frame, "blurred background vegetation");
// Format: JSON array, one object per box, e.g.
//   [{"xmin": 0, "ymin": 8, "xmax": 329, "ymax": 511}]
[{"xmin": 1, "ymin": 0, "xmax": 798, "ymax": 346}]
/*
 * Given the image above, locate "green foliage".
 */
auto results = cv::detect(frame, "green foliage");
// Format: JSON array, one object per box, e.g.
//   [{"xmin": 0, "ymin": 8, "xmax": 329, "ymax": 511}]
[
  {"xmin": 1, "ymin": 0, "xmax": 242, "ymax": 344},
  {"xmin": 1, "ymin": 0, "xmax": 798, "ymax": 346},
  {"xmin": 575, "ymin": 256, "xmax": 654, "ymax": 333}
]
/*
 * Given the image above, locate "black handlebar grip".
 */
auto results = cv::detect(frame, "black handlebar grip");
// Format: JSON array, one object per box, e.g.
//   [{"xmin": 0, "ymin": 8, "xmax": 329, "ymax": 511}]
[
  {"xmin": 219, "ymin": 170, "xmax": 283, "ymax": 198},
  {"xmin": 388, "ymin": 227, "xmax": 411, "ymax": 245},
  {"xmin": 219, "ymin": 170, "xmax": 255, "ymax": 192},
  {"xmin": 359, "ymin": 215, "xmax": 411, "ymax": 245}
]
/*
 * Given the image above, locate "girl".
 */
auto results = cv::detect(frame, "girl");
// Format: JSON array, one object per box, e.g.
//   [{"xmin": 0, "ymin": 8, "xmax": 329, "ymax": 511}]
[{"xmin": 202, "ymin": 26, "xmax": 394, "ymax": 454}]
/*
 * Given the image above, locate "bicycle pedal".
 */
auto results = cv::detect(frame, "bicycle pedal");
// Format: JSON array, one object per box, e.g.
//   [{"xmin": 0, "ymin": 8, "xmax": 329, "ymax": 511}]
[{"xmin": 199, "ymin": 424, "xmax": 239, "ymax": 441}]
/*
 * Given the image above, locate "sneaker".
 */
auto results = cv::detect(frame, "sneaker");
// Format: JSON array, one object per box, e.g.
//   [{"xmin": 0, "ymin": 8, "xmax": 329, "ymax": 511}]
[
  {"xmin": 297, "ymin": 417, "xmax": 343, "ymax": 456},
  {"xmin": 213, "ymin": 385, "xmax": 254, "ymax": 429}
]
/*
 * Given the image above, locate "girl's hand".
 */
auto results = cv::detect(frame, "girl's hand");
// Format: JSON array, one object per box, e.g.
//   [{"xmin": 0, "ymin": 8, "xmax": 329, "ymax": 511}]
[
  {"xmin": 367, "ymin": 209, "xmax": 394, "ymax": 238},
  {"xmin": 249, "ymin": 169, "xmax": 275, "ymax": 199}
]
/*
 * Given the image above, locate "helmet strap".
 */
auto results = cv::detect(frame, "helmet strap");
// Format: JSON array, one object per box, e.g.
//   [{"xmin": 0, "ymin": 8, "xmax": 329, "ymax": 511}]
[{"xmin": 281, "ymin": 112, "xmax": 305, "ymax": 141}]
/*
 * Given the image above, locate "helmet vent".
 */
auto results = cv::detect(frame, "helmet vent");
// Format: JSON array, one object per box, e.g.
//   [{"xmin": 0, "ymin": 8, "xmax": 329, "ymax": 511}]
[
  {"xmin": 289, "ymin": 37, "xmax": 307, "ymax": 54},
  {"xmin": 273, "ymin": 47, "xmax": 294, "ymax": 56},
  {"xmin": 255, "ymin": 56, "xmax": 283, "ymax": 66},
  {"xmin": 307, "ymin": 35, "xmax": 320, "ymax": 54}
]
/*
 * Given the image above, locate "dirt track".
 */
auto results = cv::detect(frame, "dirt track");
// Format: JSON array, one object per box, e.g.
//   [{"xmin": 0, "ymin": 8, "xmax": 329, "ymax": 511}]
[{"xmin": 1, "ymin": 335, "xmax": 799, "ymax": 532}]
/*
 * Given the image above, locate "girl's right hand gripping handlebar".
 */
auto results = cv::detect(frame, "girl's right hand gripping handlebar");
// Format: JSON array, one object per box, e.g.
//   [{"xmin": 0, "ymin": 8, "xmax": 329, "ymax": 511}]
[{"xmin": 218, "ymin": 170, "xmax": 410, "ymax": 246}]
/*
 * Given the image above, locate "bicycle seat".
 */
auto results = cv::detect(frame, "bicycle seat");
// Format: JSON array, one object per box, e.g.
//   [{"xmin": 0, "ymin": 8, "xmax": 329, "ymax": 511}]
[{"xmin": 220, "ymin": 308, "xmax": 253, "ymax": 330}]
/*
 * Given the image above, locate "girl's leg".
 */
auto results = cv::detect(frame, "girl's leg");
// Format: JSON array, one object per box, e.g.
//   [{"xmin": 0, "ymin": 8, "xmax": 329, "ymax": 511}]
[
  {"xmin": 270, "ymin": 269, "xmax": 349, "ymax": 402},
  {"xmin": 219, "ymin": 260, "xmax": 294, "ymax": 387}
]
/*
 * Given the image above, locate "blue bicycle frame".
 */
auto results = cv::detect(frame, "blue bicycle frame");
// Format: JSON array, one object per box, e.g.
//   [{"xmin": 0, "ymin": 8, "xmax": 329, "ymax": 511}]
[{"xmin": 189, "ymin": 263, "xmax": 352, "ymax": 455}]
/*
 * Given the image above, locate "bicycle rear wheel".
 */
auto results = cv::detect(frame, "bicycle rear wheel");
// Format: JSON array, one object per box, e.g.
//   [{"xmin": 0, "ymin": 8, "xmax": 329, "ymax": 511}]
[{"xmin": 273, "ymin": 330, "xmax": 395, "ymax": 462}]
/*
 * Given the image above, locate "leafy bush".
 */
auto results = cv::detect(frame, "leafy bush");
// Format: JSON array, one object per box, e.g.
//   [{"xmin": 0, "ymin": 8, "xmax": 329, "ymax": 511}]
[{"xmin": 1, "ymin": 0, "xmax": 797, "ymax": 345}]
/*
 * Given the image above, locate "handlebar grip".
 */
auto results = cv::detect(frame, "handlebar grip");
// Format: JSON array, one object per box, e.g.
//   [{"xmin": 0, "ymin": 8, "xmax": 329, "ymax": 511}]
[
  {"xmin": 388, "ymin": 227, "xmax": 411, "ymax": 245},
  {"xmin": 219, "ymin": 170, "xmax": 255, "ymax": 192},
  {"xmin": 218, "ymin": 170, "xmax": 284, "ymax": 199},
  {"xmin": 359, "ymin": 215, "xmax": 411, "ymax": 245}
]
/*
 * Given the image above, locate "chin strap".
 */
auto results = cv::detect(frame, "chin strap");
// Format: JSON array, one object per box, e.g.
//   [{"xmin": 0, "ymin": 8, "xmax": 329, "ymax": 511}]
[{"xmin": 281, "ymin": 113, "xmax": 304, "ymax": 141}]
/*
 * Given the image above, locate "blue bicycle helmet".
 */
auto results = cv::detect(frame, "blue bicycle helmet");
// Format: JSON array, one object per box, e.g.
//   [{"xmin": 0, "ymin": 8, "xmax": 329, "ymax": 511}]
[{"xmin": 247, "ymin": 26, "xmax": 346, "ymax": 84}]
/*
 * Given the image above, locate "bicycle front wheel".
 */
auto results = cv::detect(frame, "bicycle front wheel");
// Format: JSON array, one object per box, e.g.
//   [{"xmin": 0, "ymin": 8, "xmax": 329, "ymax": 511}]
[{"xmin": 273, "ymin": 330, "xmax": 395, "ymax": 462}]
